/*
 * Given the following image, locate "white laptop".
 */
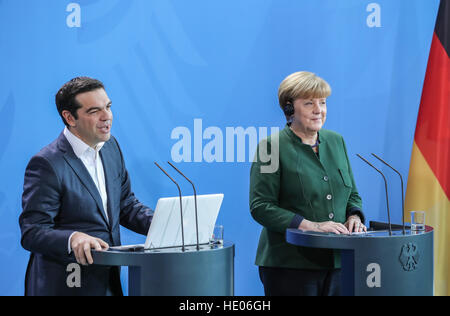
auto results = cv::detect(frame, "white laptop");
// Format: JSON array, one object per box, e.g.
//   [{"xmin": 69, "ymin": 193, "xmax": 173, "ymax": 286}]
[
  {"xmin": 144, "ymin": 193, "xmax": 223, "ymax": 249},
  {"xmin": 111, "ymin": 193, "xmax": 223, "ymax": 251}
]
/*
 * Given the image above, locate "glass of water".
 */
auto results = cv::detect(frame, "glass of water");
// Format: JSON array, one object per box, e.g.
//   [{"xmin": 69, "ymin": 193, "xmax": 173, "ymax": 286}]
[
  {"xmin": 410, "ymin": 211, "xmax": 426, "ymax": 234},
  {"xmin": 209, "ymin": 225, "xmax": 224, "ymax": 245}
]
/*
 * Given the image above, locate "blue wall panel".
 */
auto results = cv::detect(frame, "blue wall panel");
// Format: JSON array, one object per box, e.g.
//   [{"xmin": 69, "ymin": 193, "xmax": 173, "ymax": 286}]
[{"xmin": 0, "ymin": 0, "xmax": 440, "ymax": 295}]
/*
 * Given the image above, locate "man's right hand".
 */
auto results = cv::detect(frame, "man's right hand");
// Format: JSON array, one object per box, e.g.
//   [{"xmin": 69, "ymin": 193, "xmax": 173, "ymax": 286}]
[{"xmin": 70, "ymin": 232, "xmax": 109, "ymax": 265}]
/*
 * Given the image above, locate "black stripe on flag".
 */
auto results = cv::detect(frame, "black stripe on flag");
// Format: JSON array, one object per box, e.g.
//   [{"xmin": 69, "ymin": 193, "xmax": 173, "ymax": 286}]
[{"xmin": 435, "ymin": 0, "xmax": 450, "ymax": 57}]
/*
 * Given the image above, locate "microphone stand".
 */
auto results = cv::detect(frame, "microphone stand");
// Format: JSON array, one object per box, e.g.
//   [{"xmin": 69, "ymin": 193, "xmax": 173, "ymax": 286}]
[
  {"xmin": 154, "ymin": 162, "xmax": 185, "ymax": 252},
  {"xmin": 371, "ymin": 153, "xmax": 406, "ymax": 235},
  {"xmin": 357, "ymin": 154, "xmax": 393, "ymax": 236},
  {"xmin": 167, "ymin": 161, "xmax": 200, "ymax": 251}
]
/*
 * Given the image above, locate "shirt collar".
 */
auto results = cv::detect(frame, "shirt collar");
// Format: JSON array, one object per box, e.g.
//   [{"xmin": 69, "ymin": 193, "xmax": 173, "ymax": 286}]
[{"xmin": 63, "ymin": 127, "xmax": 105, "ymax": 158}]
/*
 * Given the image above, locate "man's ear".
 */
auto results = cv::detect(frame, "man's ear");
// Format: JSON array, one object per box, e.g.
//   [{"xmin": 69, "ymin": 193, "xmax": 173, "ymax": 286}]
[{"xmin": 62, "ymin": 110, "xmax": 77, "ymax": 128}]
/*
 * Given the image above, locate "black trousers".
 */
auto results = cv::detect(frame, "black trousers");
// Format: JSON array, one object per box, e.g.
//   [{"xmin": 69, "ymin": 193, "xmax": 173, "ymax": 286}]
[{"xmin": 258, "ymin": 266, "xmax": 341, "ymax": 296}]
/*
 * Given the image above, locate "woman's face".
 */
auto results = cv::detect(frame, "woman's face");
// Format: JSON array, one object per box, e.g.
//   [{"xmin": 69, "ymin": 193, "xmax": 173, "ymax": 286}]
[{"xmin": 292, "ymin": 97, "xmax": 327, "ymax": 133}]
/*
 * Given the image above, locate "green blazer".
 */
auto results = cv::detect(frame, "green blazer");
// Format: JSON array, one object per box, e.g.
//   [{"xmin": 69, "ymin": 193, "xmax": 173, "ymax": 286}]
[{"xmin": 250, "ymin": 125, "xmax": 363, "ymax": 270}]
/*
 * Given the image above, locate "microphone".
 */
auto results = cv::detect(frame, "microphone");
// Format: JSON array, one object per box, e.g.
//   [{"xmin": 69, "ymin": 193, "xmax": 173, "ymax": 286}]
[
  {"xmin": 371, "ymin": 153, "xmax": 406, "ymax": 235},
  {"xmin": 167, "ymin": 161, "xmax": 200, "ymax": 251},
  {"xmin": 356, "ymin": 154, "xmax": 393, "ymax": 236},
  {"xmin": 154, "ymin": 162, "xmax": 185, "ymax": 252}
]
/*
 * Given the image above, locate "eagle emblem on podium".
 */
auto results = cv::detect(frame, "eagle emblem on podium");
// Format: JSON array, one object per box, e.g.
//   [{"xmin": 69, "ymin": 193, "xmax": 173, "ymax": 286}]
[{"xmin": 399, "ymin": 243, "xmax": 420, "ymax": 271}]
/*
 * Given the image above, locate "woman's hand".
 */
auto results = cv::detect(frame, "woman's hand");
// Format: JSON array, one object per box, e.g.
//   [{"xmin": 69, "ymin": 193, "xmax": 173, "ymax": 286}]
[
  {"xmin": 344, "ymin": 215, "xmax": 367, "ymax": 233},
  {"xmin": 299, "ymin": 219, "xmax": 350, "ymax": 235}
]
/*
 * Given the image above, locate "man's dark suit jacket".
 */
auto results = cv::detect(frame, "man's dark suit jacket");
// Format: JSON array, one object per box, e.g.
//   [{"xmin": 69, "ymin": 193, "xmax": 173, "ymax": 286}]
[{"xmin": 19, "ymin": 132, "xmax": 153, "ymax": 296}]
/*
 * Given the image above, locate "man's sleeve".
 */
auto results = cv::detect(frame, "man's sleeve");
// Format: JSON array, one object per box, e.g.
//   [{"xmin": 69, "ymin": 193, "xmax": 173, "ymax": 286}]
[
  {"xmin": 19, "ymin": 155, "xmax": 75, "ymax": 260},
  {"xmin": 112, "ymin": 138, "xmax": 154, "ymax": 235},
  {"xmin": 118, "ymin": 168, "xmax": 154, "ymax": 235}
]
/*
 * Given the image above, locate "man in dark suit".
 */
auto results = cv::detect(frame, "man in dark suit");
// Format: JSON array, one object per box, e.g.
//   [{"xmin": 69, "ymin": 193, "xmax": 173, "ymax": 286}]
[{"xmin": 19, "ymin": 77, "xmax": 154, "ymax": 296}]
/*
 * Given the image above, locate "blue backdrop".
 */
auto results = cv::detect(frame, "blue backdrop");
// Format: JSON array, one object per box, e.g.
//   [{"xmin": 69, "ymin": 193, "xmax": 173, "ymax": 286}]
[{"xmin": 0, "ymin": 0, "xmax": 440, "ymax": 295}]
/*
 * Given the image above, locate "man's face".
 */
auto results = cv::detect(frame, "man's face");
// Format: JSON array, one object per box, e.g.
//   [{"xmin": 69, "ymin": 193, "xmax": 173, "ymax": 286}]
[{"xmin": 64, "ymin": 88, "xmax": 113, "ymax": 148}]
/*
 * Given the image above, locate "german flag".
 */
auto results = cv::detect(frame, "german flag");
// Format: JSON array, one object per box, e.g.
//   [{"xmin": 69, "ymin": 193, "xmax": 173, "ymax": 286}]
[{"xmin": 405, "ymin": 0, "xmax": 450, "ymax": 296}]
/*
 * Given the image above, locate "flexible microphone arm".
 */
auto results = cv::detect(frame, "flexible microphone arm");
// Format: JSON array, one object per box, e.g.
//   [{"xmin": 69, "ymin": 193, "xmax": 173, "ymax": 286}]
[
  {"xmin": 154, "ymin": 162, "xmax": 185, "ymax": 252},
  {"xmin": 167, "ymin": 161, "xmax": 200, "ymax": 251},
  {"xmin": 371, "ymin": 153, "xmax": 406, "ymax": 235},
  {"xmin": 356, "ymin": 154, "xmax": 393, "ymax": 236}
]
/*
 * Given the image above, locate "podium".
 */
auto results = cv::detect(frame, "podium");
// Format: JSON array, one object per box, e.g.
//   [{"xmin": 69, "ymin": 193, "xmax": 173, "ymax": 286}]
[
  {"xmin": 92, "ymin": 242, "xmax": 234, "ymax": 296},
  {"xmin": 286, "ymin": 227, "xmax": 433, "ymax": 296}
]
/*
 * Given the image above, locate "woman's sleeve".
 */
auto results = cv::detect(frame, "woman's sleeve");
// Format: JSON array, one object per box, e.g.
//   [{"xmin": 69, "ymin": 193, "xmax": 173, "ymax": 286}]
[
  {"xmin": 341, "ymin": 136, "xmax": 365, "ymax": 224},
  {"xmin": 249, "ymin": 139, "xmax": 304, "ymax": 234}
]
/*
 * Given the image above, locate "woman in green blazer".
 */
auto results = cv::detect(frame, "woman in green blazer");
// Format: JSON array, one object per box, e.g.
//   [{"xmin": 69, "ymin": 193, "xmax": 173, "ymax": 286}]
[{"xmin": 250, "ymin": 71, "xmax": 366, "ymax": 296}]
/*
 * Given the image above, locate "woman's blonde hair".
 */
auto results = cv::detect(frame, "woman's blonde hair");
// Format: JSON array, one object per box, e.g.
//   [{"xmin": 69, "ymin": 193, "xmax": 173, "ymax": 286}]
[{"xmin": 278, "ymin": 71, "xmax": 331, "ymax": 112}]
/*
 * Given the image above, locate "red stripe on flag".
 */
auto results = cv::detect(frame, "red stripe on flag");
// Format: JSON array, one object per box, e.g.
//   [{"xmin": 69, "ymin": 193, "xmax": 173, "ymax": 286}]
[{"xmin": 414, "ymin": 32, "xmax": 450, "ymax": 199}]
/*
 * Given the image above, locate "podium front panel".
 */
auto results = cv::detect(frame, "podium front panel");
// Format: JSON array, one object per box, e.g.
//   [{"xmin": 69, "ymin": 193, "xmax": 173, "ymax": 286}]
[
  {"xmin": 93, "ymin": 242, "xmax": 234, "ymax": 296},
  {"xmin": 286, "ymin": 228, "xmax": 433, "ymax": 296}
]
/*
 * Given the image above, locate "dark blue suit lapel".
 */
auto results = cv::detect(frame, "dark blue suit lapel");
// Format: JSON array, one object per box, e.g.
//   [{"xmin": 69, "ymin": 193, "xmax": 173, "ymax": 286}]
[
  {"xmin": 99, "ymin": 144, "xmax": 116, "ymax": 229},
  {"xmin": 57, "ymin": 133, "xmax": 110, "ymax": 226}
]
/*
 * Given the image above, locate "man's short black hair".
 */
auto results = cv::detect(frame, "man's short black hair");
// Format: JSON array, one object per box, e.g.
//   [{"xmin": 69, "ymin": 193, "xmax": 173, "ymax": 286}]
[{"xmin": 55, "ymin": 77, "xmax": 105, "ymax": 127}]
